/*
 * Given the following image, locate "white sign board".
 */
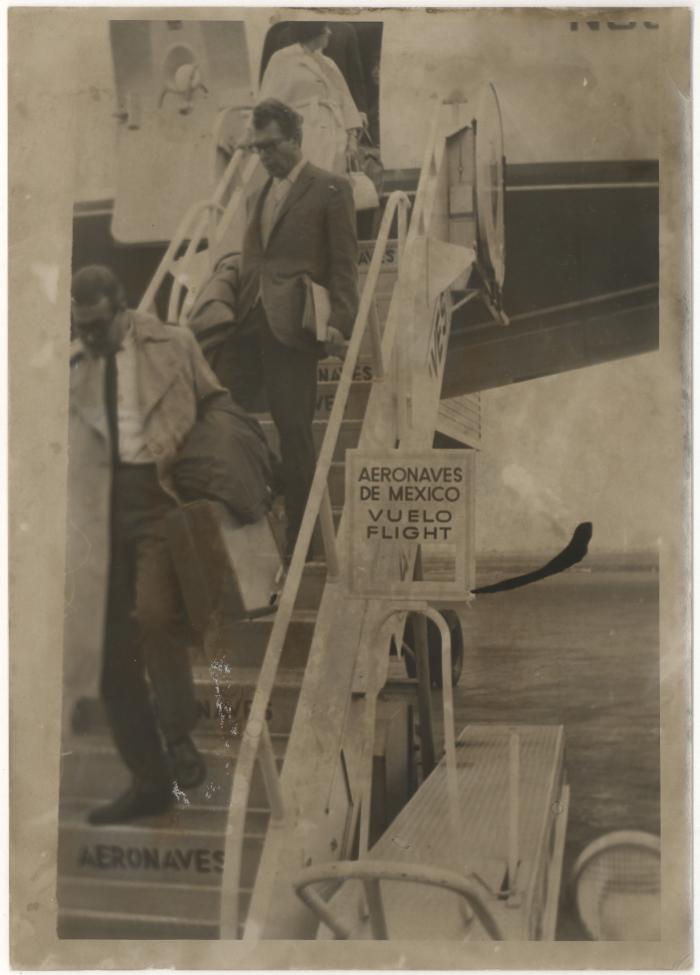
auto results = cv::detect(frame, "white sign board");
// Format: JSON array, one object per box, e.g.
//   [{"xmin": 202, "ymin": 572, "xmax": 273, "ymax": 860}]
[{"xmin": 345, "ymin": 449, "xmax": 475, "ymax": 600}]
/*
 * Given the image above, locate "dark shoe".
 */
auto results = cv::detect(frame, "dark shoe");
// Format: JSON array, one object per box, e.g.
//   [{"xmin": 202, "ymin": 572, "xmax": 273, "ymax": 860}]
[
  {"xmin": 87, "ymin": 782, "xmax": 173, "ymax": 825},
  {"xmin": 167, "ymin": 735, "xmax": 207, "ymax": 790}
]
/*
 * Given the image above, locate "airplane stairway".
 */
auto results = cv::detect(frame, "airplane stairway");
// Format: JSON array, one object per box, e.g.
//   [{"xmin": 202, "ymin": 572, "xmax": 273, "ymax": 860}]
[
  {"xmin": 58, "ymin": 98, "xmax": 491, "ymax": 938},
  {"xmin": 55, "ymin": 239, "xmax": 402, "ymax": 939}
]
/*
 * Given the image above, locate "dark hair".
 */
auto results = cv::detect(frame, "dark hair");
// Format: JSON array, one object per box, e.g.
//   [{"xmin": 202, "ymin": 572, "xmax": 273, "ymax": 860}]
[
  {"xmin": 288, "ymin": 21, "xmax": 329, "ymax": 45},
  {"xmin": 252, "ymin": 98, "xmax": 304, "ymax": 143},
  {"xmin": 71, "ymin": 265, "xmax": 127, "ymax": 311}
]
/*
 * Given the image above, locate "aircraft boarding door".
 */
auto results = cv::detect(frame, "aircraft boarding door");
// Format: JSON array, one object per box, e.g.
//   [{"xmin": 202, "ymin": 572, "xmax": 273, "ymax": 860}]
[{"xmin": 110, "ymin": 20, "xmax": 255, "ymax": 244}]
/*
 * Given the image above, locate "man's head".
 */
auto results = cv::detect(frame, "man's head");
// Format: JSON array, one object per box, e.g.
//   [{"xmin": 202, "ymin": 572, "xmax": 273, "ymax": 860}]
[
  {"xmin": 250, "ymin": 99, "xmax": 304, "ymax": 179},
  {"xmin": 71, "ymin": 265, "xmax": 129, "ymax": 358}
]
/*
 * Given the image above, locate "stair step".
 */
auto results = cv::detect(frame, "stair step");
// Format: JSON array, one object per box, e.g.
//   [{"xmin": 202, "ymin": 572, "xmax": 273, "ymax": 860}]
[
  {"xmin": 316, "ymin": 358, "xmax": 376, "ymax": 385},
  {"xmin": 58, "ymin": 808, "xmax": 263, "ymax": 889},
  {"xmin": 56, "ymin": 906, "xmax": 228, "ymax": 940},
  {"xmin": 60, "ymin": 796, "xmax": 269, "ymax": 835},
  {"xmin": 57, "ymin": 875, "xmax": 251, "ymax": 925},
  {"xmin": 60, "ymin": 733, "xmax": 287, "ymax": 810},
  {"xmin": 73, "ymin": 668, "xmax": 303, "ymax": 738},
  {"xmin": 259, "ymin": 417, "xmax": 362, "ymax": 460},
  {"xmin": 357, "ymin": 238, "xmax": 399, "ymax": 278},
  {"xmin": 315, "ymin": 379, "xmax": 371, "ymax": 421},
  {"xmin": 199, "ymin": 611, "xmax": 316, "ymax": 670},
  {"xmin": 253, "ymin": 381, "xmax": 370, "ymax": 425},
  {"xmin": 193, "ymin": 665, "xmax": 302, "ymax": 736}
]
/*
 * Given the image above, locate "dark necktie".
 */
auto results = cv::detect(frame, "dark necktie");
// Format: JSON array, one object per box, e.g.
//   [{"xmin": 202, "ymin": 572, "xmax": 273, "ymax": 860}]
[{"xmin": 104, "ymin": 352, "xmax": 120, "ymax": 465}]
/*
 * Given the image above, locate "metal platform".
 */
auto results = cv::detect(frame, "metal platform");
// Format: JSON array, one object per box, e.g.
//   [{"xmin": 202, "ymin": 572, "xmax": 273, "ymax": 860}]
[{"xmin": 308, "ymin": 724, "xmax": 569, "ymax": 941}]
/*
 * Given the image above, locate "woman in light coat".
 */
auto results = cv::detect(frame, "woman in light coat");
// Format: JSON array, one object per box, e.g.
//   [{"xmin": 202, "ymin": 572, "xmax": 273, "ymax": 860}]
[{"xmin": 259, "ymin": 22, "xmax": 363, "ymax": 174}]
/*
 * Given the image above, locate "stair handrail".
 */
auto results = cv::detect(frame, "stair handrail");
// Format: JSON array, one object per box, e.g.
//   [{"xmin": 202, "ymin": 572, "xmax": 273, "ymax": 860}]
[
  {"xmin": 293, "ymin": 860, "xmax": 504, "ymax": 940},
  {"xmin": 218, "ymin": 188, "xmax": 412, "ymax": 938},
  {"xmin": 403, "ymin": 108, "xmax": 445, "ymax": 248},
  {"xmin": 138, "ymin": 144, "xmax": 258, "ymax": 318},
  {"xmin": 358, "ymin": 605, "xmax": 460, "ymax": 864}
]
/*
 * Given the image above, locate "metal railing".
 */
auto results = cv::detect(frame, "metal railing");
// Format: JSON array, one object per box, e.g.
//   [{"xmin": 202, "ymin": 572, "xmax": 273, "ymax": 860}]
[
  {"xmin": 293, "ymin": 860, "xmax": 504, "ymax": 940},
  {"xmin": 136, "ymin": 104, "xmax": 457, "ymax": 940},
  {"xmin": 217, "ymin": 187, "xmax": 412, "ymax": 938},
  {"xmin": 138, "ymin": 141, "xmax": 259, "ymax": 321},
  {"xmin": 359, "ymin": 604, "xmax": 459, "ymax": 860}
]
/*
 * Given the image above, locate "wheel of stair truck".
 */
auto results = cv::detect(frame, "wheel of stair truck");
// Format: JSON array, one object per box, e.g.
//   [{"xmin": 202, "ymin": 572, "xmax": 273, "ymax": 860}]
[
  {"xmin": 571, "ymin": 831, "xmax": 661, "ymax": 940},
  {"xmin": 401, "ymin": 609, "xmax": 464, "ymax": 688}
]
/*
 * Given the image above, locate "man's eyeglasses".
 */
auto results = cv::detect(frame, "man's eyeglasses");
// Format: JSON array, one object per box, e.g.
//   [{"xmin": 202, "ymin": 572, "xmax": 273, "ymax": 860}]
[{"xmin": 248, "ymin": 136, "xmax": 288, "ymax": 154}]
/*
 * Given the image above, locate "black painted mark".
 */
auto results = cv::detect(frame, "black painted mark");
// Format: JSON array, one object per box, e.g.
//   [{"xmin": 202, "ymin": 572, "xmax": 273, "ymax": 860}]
[{"xmin": 472, "ymin": 522, "xmax": 593, "ymax": 594}]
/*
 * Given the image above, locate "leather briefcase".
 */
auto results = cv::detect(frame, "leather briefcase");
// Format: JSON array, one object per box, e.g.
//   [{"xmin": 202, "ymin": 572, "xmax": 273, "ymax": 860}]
[{"xmin": 166, "ymin": 500, "xmax": 283, "ymax": 633}]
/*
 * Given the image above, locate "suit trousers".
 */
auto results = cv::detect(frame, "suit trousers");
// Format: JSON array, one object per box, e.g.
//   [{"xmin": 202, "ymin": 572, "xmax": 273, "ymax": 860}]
[
  {"xmin": 102, "ymin": 464, "xmax": 197, "ymax": 786},
  {"xmin": 215, "ymin": 304, "xmax": 318, "ymax": 554}
]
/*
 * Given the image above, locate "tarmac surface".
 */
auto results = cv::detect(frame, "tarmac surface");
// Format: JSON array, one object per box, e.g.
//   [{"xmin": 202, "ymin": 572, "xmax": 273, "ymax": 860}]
[{"xmin": 418, "ymin": 560, "xmax": 660, "ymax": 940}]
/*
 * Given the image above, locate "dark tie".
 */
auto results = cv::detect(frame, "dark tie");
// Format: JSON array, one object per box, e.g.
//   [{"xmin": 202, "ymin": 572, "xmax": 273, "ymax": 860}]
[{"xmin": 104, "ymin": 352, "xmax": 120, "ymax": 465}]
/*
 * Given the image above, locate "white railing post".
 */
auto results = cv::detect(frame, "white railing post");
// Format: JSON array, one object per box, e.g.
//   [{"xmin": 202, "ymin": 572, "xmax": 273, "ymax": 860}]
[
  {"xmin": 319, "ymin": 486, "xmax": 340, "ymax": 578},
  {"xmin": 138, "ymin": 145, "xmax": 256, "ymax": 323},
  {"xmin": 397, "ymin": 196, "xmax": 408, "ymax": 261},
  {"xmin": 138, "ymin": 202, "xmax": 205, "ymax": 313},
  {"xmin": 508, "ymin": 730, "xmax": 521, "ymax": 903},
  {"xmin": 258, "ymin": 724, "xmax": 285, "ymax": 823},
  {"xmin": 424, "ymin": 607, "xmax": 459, "ymax": 843},
  {"xmin": 368, "ymin": 299, "xmax": 385, "ymax": 379}
]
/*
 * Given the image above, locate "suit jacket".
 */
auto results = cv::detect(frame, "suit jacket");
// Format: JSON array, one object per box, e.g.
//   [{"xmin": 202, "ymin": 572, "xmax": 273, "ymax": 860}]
[{"xmin": 238, "ymin": 161, "xmax": 359, "ymax": 349}]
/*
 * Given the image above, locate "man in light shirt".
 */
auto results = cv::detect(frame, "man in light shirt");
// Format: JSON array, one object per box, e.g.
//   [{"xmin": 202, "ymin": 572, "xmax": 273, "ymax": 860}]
[
  {"xmin": 216, "ymin": 98, "xmax": 359, "ymax": 563},
  {"xmin": 68, "ymin": 265, "xmax": 232, "ymax": 824}
]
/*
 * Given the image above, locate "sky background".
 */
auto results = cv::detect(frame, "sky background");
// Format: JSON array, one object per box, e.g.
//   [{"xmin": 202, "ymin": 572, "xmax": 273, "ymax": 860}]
[{"xmin": 476, "ymin": 348, "xmax": 675, "ymax": 556}]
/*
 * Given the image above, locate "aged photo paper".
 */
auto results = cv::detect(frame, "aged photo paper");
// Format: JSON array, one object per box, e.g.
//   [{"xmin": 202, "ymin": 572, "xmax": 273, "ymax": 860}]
[{"xmin": 8, "ymin": 5, "xmax": 691, "ymax": 969}]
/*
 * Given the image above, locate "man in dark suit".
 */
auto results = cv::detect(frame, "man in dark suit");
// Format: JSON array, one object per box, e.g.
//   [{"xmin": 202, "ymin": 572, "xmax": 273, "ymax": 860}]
[{"xmin": 216, "ymin": 98, "xmax": 359, "ymax": 561}]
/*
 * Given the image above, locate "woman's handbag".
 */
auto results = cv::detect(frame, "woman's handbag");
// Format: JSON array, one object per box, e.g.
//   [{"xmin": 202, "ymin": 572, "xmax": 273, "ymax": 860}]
[
  {"xmin": 347, "ymin": 125, "xmax": 384, "ymax": 211},
  {"xmin": 356, "ymin": 128, "xmax": 385, "ymax": 197},
  {"xmin": 347, "ymin": 168, "xmax": 380, "ymax": 211}
]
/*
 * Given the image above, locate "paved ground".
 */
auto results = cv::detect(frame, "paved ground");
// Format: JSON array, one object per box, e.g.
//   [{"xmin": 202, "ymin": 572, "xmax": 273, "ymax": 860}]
[{"xmin": 398, "ymin": 562, "xmax": 660, "ymax": 940}]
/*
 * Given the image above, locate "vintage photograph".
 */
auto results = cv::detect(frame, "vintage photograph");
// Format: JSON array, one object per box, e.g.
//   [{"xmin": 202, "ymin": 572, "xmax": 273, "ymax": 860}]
[{"xmin": 8, "ymin": 5, "xmax": 690, "ymax": 968}]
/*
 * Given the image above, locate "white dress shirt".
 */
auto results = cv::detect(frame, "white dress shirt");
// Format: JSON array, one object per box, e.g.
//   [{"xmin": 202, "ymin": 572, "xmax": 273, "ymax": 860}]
[
  {"xmin": 260, "ymin": 156, "xmax": 306, "ymax": 247},
  {"xmin": 114, "ymin": 320, "xmax": 151, "ymax": 464}
]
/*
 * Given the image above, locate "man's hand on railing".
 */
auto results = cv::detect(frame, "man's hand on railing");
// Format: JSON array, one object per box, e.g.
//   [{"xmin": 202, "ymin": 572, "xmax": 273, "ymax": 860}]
[{"xmin": 325, "ymin": 326, "xmax": 348, "ymax": 361}]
